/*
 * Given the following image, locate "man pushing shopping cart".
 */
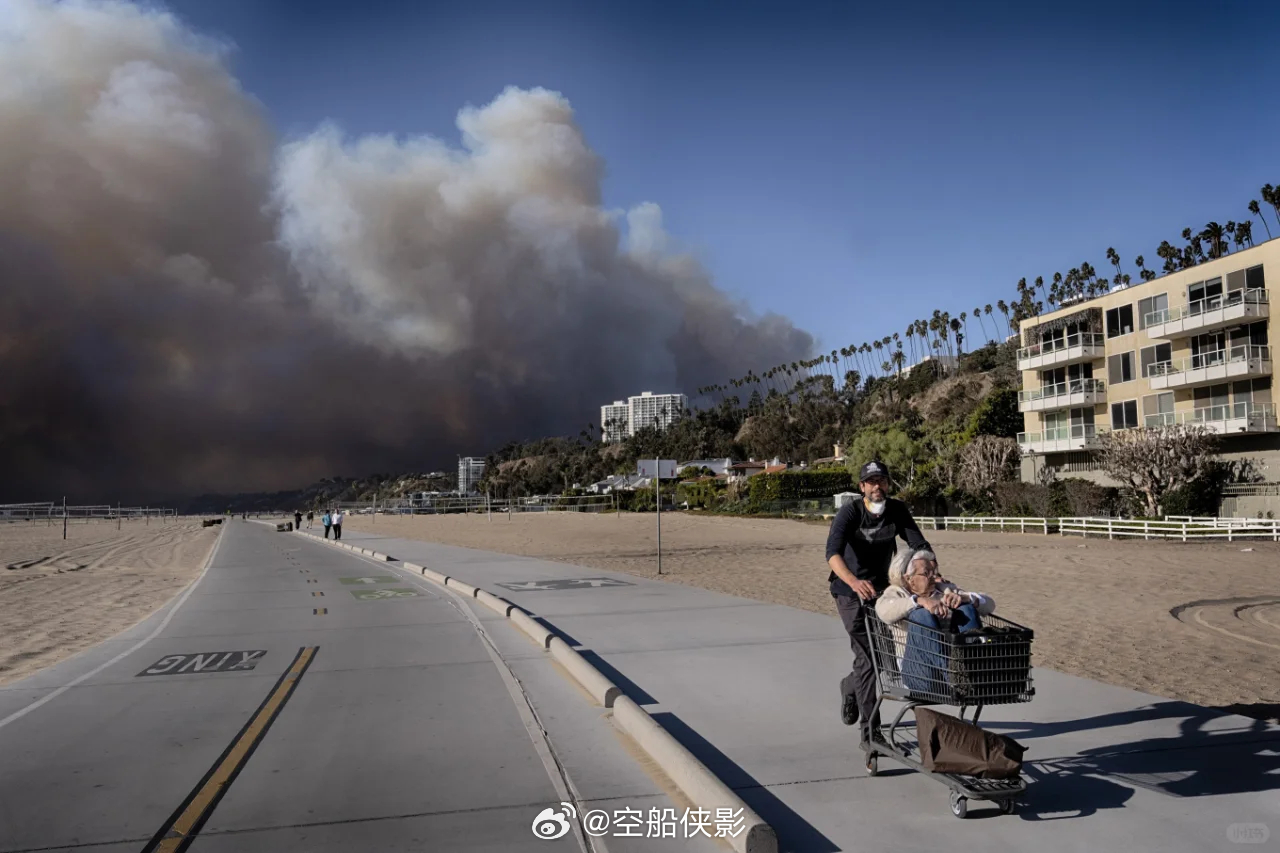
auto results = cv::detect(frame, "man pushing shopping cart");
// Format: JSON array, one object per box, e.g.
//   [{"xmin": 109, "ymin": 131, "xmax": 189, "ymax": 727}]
[
  {"xmin": 825, "ymin": 460, "xmax": 933, "ymax": 746},
  {"xmin": 826, "ymin": 462, "xmax": 1034, "ymax": 818}
]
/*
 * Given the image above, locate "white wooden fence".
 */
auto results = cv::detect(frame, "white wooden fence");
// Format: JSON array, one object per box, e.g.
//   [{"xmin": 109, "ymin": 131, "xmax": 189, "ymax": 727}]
[
  {"xmin": 1058, "ymin": 517, "xmax": 1280, "ymax": 541},
  {"xmin": 917, "ymin": 517, "xmax": 1050, "ymax": 534},
  {"xmin": 915, "ymin": 515, "xmax": 1280, "ymax": 541}
]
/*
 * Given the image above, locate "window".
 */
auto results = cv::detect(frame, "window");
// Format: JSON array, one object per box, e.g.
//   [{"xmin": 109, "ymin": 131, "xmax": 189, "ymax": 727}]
[
  {"xmin": 1250, "ymin": 321, "xmax": 1268, "ymax": 346},
  {"xmin": 1246, "ymin": 264, "xmax": 1265, "ymax": 290},
  {"xmin": 1111, "ymin": 400, "xmax": 1139, "ymax": 429},
  {"xmin": 1142, "ymin": 392, "xmax": 1174, "ymax": 426},
  {"xmin": 1189, "ymin": 278, "xmax": 1223, "ymax": 312},
  {"xmin": 1108, "ymin": 351, "xmax": 1135, "ymax": 384},
  {"xmin": 1139, "ymin": 343, "xmax": 1172, "ymax": 377},
  {"xmin": 1138, "ymin": 293, "xmax": 1168, "ymax": 329},
  {"xmin": 1106, "ymin": 304, "xmax": 1134, "ymax": 338}
]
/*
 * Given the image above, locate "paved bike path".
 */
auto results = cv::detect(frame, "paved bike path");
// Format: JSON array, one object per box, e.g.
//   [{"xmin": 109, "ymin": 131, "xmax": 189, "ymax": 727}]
[{"xmin": 0, "ymin": 522, "xmax": 713, "ymax": 853}]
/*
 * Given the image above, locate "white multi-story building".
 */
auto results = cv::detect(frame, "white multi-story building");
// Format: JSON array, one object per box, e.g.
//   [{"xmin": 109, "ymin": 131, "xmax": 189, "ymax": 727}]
[
  {"xmin": 628, "ymin": 391, "xmax": 687, "ymax": 434},
  {"xmin": 599, "ymin": 391, "xmax": 688, "ymax": 442},
  {"xmin": 457, "ymin": 456, "xmax": 486, "ymax": 495},
  {"xmin": 600, "ymin": 401, "xmax": 630, "ymax": 443}
]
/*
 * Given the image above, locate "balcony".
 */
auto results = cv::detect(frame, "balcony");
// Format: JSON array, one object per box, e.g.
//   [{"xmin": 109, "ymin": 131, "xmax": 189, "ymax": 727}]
[
  {"xmin": 1017, "ymin": 424, "xmax": 1107, "ymax": 454},
  {"xmin": 1146, "ymin": 345, "xmax": 1272, "ymax": 391},
  {"xmin": 1018, "ymin": 378, "xmax": 1107, "ymax": 413},
  {"xmin": 1146, "ymin": 402, "xmax": 1279, "ymax": 434},
  {"xmin": 1017, "ymin": 332, "xmax": 1105, "ymax": 372},
  {"xmin": 1143, "ymin": 289, "xmax": 1269, "ymax": 339}
]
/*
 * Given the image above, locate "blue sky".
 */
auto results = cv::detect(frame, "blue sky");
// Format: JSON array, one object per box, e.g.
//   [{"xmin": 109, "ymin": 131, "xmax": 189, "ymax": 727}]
[{"xmin": 163, "ymin": 0, "xmax": 1280, "ymax": 359}]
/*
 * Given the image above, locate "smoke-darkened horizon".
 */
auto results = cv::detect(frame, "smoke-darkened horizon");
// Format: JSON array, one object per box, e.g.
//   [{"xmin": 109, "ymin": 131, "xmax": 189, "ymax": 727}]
[{"xmin": 0, "ymin": 0, "xmax": 814, "ymax": 505}]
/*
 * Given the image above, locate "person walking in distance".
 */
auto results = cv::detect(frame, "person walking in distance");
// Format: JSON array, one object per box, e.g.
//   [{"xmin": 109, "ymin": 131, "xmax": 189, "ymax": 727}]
[
  {"xmin": 825, "ymin": 460, "xmax": 932, "ymax": 751},
  {"xmin": 332, "ymin": 508, "xmax": 343, "ymax": 540},
  {"xmin": 294, "ymin": 510, "xmax": 302, "ymax": 531},
  {"xmin": 307, "ymin": 510, "xmax": 314, "ymax": 528},
  {"xmin": 322, "ymin": 510, "xmax": 332, "ymax": 539}
]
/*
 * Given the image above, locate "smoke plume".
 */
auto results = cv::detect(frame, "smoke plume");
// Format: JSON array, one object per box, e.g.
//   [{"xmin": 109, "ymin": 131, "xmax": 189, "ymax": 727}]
[{"xmin": 0, "ymin": 0, "xmax": 813, "ymax": 503}]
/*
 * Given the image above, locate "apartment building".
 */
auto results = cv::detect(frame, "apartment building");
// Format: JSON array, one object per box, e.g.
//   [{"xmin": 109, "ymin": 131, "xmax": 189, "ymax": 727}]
[
  {"xmin": 457, "ymin": 456, "xmax": 486, "ymax": 495},
  {"xmin": 600, "ymin": 401, "xmax": 630, "ymax": 443},
  {"xmin": 1016, "ymin": 239, "xmax": 1277, "ymax": 484},
  {"xmin": 599, "ymin": 391, "xmax": 688, "ymax": 442}
]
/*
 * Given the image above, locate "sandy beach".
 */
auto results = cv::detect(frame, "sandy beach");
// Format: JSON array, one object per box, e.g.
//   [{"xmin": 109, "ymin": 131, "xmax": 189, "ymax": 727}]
[
  {"xmin": 350, "ymin": 511, "xmax": 1280, "ymax": 720},
  {"xmin": 0, "ymin": 519, "xmax": 218, "ymax": 686}
]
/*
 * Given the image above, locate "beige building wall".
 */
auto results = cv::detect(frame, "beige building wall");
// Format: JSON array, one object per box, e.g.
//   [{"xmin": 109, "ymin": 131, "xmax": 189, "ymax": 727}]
[{"xmin": 1016, "ymin": 237, "xmax": 1278, "ymax": 486}]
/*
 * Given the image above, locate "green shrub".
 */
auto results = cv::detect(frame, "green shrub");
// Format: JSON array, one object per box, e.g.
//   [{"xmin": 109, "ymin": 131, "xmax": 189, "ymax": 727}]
[{"xmin": 748, "ymin": 470, "xmax": 855, "ymax": 506}]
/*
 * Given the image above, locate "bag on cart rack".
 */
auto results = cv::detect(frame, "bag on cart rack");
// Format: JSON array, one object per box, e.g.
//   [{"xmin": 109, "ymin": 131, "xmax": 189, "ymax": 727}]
[{"xmin": 915, "ymin": 708, "xmax": 1025, "ymax": 779}]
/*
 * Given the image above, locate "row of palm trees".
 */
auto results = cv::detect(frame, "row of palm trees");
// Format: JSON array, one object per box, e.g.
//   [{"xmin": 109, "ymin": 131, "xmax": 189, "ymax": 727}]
[
  {"xmin": 1007, "ymin": 183, "xmax": 1280, "ymax": 324},
  {"xmin": 696, "ymin": 306, "xmax": 1026, "ymax": 405},
  {"xmin": 698, "ymin": 183, "xmax": 1280, "ymax": 408}
]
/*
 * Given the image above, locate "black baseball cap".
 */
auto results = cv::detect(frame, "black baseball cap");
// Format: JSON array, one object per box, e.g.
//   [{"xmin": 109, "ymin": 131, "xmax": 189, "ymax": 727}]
[{"xmin": 858, "ymin": 460, "xmax": 891, "ymax": 483}]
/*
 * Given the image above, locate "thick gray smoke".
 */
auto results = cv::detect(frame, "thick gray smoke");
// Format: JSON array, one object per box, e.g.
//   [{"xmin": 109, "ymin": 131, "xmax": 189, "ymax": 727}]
[{"xmin": 0, "ymin": 0, "xmax": 813, "ymax": 503}]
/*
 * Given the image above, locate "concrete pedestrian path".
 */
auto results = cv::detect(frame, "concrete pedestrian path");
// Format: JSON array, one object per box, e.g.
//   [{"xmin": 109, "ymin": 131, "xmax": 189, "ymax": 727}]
[{"xmin": 336, "ymin": 526, "xmax": 1280, "ymax": 853}]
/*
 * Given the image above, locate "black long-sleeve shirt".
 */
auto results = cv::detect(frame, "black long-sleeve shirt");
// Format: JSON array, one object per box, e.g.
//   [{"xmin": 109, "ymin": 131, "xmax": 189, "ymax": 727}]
[{"xmin": 825, "ymin": 497, "xmax": 930, "ymax": 597}]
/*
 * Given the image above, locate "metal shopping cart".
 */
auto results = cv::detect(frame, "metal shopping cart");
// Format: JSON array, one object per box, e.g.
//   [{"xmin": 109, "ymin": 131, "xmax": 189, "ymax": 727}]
[{"xmin": 862, "ymin": 608, "xmax": 1035, "ymax": 818}]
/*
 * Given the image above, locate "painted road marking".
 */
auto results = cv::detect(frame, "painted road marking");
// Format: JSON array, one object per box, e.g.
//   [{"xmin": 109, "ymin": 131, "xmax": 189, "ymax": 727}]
[
  {"xmin": 339, "ymin": 576, "xmax": 398, "ymax": 585},
  {"xmin": 141, "ymin": 646, "xmax": 317, "ymax": 853},
  {"xmin": 496, "ymin": 577, "xmax": 635, "ymax": 592},
  {"xmin": 137, "ymin": 651, "xmax": 267, "ymax": 677},
  {"xmin": 349, "ymin": 588, "xmax": 419, "ymax": 601}
]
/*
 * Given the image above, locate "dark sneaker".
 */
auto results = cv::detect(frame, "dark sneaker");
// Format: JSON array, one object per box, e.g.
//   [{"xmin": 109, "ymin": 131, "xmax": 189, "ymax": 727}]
[
  {"xmin": 841, "ymin": 693, "xmax": 858, "ymax": 726},
  {"xmin": 860, "ymin": 727, "xmax": 887, "ymax": 748}
]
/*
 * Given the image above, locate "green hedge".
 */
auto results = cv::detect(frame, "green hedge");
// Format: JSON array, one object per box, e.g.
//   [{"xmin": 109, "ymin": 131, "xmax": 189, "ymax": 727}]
[{"xmin": 748, "ymin": 471, "xmax": 855, "ymax": 506}]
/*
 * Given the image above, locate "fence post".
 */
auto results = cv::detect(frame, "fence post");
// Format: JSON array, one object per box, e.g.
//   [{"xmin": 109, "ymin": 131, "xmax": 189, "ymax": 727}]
[{"xmin": 1108, "ymin": 519, "xmax": 1113, "ymax": 541}]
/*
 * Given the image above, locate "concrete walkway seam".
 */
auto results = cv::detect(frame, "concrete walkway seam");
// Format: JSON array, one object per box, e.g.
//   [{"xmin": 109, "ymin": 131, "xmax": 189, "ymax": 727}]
[{"xmin": 293, "ymin": 526, "xmax": 777, "ymax": 851}]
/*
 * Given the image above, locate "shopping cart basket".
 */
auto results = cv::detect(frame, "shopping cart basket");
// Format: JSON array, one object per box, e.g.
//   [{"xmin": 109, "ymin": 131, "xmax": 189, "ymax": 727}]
[{"xmin": 862, "ymin": 607, "xmax": 1035, "ymax": 818}]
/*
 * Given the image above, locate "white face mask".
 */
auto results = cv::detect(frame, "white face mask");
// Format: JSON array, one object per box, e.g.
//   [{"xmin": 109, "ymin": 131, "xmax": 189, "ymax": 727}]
[{"xmin": 865, "ymin": 499, "xmax": 886, "ymax": 515}]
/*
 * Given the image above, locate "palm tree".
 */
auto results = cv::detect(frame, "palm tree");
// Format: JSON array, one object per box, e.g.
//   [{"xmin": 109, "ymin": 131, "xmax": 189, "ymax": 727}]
[
  {"xmin": 1237, "ymin": 219, "xmax": 1254, "ymax": 248},
  {"xmin": 1106, "ymin": 247, "xmax": 1121, "ymax": 279},
  {"xmin": 949, "ymin": 318, "xmax": 962, "ymax": 356},
  {"xmin": 891, "ymin": 349, "xmax": 905, "ymax": 377},
  {"xmin": 1201, "ymin": 222, "xmax": 1228, "ymax": 259},
  {"xmin": 1264, "ymin": 185, "xmax": 1280, "ymax": 229},
  {"xmin": 1249, "ymin": 199, "xmax": 1273, "ymax": 239},
  {"xmin": 996, "ymin": 300, "xmax": 1010, "ymax": 336}
]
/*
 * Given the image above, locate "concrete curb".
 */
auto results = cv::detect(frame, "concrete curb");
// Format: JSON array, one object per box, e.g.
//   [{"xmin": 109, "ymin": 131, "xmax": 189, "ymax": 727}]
[
  {"xmin": 293, "ymin": 527, "xmax": 776, "ymax": 852},
  {"xmin": 475, "ymin": 589, "xmax": 514, "ymax": 617},
  {"xmin": 445, "ymin": 577, "xmax": 478, "ymax": 597},
  {"xmin": 548, "ymin": 637, "xmax": 620, "ymax": 708},
  {"xmin": 612, "ymin": 696, "xmax": 775, "ymax": 853},
  {"xmin": 509, "ymin": 609, "xmax": 553, "ymax": 648}
]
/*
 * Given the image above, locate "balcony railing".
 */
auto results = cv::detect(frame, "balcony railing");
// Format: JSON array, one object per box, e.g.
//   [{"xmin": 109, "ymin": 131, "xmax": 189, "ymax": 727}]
[
  {"xmin": 1146, "ymin": 344, "xmax": 1271, "ymax": 379},
  {"xmin": 1017, "ymin": 332, "xmax": 1105, "ymax": 364},
  {"xmin": 1017, "ymin": 424, "xmax": 1106, "ymax": 451},
  {"xmin": 1017, "ymin": 378, "xmax": 1106, "ymax": 404},
  {"xmin": 1142, "ymin": 288, "xmax": 1269, "ymax": 330}
]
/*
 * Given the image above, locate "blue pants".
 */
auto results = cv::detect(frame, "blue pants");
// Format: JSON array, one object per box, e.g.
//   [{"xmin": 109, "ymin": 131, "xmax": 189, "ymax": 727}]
[{"xmin": 901, "ymin": 603, "xmax": 980, "ymax": 695}]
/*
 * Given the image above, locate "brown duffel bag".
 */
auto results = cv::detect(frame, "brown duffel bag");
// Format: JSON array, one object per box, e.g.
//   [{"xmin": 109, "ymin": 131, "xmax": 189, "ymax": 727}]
[{"xmin": 915, "ymin": 707, "xmax": 1026, "ymax": 778}]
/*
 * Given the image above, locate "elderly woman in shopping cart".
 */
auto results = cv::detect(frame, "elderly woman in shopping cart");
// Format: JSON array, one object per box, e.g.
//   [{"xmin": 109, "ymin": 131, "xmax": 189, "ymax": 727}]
[{"xmin": 875, "ymin": 547, "xmax": 997, "ymax": 694}]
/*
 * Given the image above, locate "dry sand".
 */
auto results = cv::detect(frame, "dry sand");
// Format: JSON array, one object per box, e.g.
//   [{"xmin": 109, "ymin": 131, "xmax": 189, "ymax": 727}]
[
  {"xmin": 351, "ymin": 511, "xmax": 1280, "ymax": 720},
  {"xmin": 0, "ymin": 519, "xmax": 218, "ymax": 686}
]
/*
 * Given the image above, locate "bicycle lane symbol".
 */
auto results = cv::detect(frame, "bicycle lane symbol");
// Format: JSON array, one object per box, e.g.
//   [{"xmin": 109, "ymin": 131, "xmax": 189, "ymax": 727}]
[{"xmin": 349, "ymin": 588, "xmax": 419, "ymax": 601}]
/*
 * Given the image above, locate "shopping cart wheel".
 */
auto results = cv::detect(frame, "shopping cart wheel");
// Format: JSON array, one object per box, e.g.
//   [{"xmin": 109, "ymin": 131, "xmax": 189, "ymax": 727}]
[
  {"xmin": 949, "ymin": 791, "xmax": 968, "ymax": 819},
  {"xmin": 865, "ymin": 754, "xmax": 878, "ymax": 776},
  {"xmin": 999, "ymin": 798, "xmax": 1016, "ymax": 815}
]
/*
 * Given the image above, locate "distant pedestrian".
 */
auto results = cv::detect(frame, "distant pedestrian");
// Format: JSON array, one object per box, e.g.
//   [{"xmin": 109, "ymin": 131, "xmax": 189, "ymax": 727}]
[
  {"xmin": 307, "ymin": 511, "xmax": 314, "ymax": 528},
  {"xmin": 332, "ymin": 509, "xmax": 343, "ymax": 540},
  {"xmin": 294, "ymin": 510, "xmax": 302, "ymax": 531},
  {"xmin": 322, "ymin": 511, "xmax": 332, "ymax": 538}
]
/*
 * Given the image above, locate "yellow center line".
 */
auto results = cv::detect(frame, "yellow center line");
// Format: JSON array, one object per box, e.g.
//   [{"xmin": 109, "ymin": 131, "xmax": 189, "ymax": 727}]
[{"xmin": 143, "ymin": 646, "xmax": 318, "ymax": 853}]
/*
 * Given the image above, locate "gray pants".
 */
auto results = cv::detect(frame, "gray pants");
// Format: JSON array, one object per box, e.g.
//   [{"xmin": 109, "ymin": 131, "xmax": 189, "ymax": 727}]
[{"xmin": 835, "ymin": 593, "xmax": 881, "ymax": 738}]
